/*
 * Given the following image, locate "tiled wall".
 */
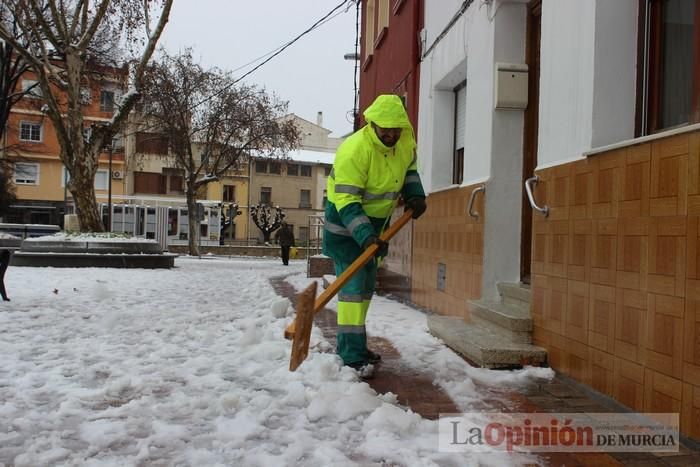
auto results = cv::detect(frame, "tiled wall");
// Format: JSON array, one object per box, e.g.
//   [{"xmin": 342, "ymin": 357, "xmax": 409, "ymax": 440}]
[
  {"xmin": 531, "ymin": 129, "xmax": 700, "ymax": 439},
  {"xmin": 411, "ymin": 184, "xmax": 485, "ymax": 318}
]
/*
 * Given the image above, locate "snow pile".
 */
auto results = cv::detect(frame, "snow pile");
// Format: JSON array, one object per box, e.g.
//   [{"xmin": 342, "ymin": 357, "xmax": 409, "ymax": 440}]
[
  {"xmin": 24, "ymin": 232, "xmax": 158, "ymax": 243},
  {"xmin": 0, "ymin": 257, "xmax": 546, "ymax": 466}
]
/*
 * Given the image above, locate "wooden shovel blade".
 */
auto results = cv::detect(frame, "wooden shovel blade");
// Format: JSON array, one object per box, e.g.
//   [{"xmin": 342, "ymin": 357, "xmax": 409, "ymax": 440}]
[{"xmin": 289, "ymin": 281, "xmax": 318, "ymax": 371}]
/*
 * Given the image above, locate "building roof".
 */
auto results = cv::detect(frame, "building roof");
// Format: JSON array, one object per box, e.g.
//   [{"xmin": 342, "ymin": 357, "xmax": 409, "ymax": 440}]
[{"xmin": 286, "ymin": 148, "xmax": 334, "ymax": 165}]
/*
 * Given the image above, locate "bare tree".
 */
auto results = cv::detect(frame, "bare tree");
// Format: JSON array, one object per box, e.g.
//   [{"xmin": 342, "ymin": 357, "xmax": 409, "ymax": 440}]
[
  {"xmin": 0, "ymin": 162, "xmax": 15, "ymax": 218},
  {"xmin": 140, "ymin": 50, "xmax": 300, "ymax": 255},
  {"xmin": 0, "ymin": 0, "xmax": 174, "ymax": 231},
  {"xmin": 250, "ymin": 204, "xmax": 285, "ymax": 244},
  {"xmin": 0, "ymin": 8, "xmax": 38, "ymax": 148}
]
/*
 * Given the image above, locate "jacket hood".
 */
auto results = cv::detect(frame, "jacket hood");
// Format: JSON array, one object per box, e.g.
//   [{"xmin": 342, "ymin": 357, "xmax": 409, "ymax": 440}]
[{"xmin": 363, "ymin": 95, "xmax": 413, "ymax": 130}]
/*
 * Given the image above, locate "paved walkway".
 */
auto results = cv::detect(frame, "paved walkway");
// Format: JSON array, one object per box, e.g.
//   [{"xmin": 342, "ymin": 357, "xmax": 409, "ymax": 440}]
[{"xmin": 271, "ymin": 275, "xmax": 700, "ymax": 466}]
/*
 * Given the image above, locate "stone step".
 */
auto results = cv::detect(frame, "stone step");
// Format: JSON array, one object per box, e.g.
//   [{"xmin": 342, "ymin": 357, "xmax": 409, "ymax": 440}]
[
  {"xmin": 470, "ymin": 314, "xmax": 532, "ymax": 344},
  {"xmin": 468, "ymin": 300, "xmax": 533, "ymax": 332},
  {"xmin": 497, "ymin": 282, "xmax": 532, "ymax": 306},
  {"xmin": 428, "ymin": 315, "xmax": 547, "ymax": 369}
]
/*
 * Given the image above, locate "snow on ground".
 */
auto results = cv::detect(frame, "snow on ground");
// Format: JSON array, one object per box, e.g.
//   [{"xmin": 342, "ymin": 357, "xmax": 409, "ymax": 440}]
[{"xmin": 0, "ymin": 257, "xmax": 549, "ymax": 466}]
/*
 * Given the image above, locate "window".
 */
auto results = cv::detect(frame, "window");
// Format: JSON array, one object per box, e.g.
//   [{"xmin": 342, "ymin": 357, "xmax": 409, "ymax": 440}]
[
  {"xmin": 269, "ymin": 161, "xmax": 281, "ymax": 174},
  {"xmin": 300, "ymin": 189, "xmax": 311, "ymax": 208},
  {"xmin": 255, "ymin": 160, "xmax": 267, "ymax": 173},
  {"xmin": 14, "ymin": 162, "xmax": 39, "ymax": 185},
  {"xmin": 365, "ymin": 0, "xmax": 376, "ymax": 58},
  {"xmin": 111, "ymin": 133, "xmax": 124, "ymax": 152},
  {"xmin": 62, "ymin": 168, "xmax": 110, "ymax": 190},
  {"xmin": 223, "ymin": 184, "xmax": 236, "ymax": 202},
  {"xmin": 287, "ymin": 163, "xmax": 299, "ymax": 176},
  {"xmin": 20, "ymin": 121, "xmax": 42, "ymax": 142},
  {"xmin": 300, "ymin": 165, "xmax": 312, "ymax": 177},
  {"xmin": 21, "ymin": 79, "xmax": 42, "ymax": 99},
  {"xmin": 135, "ymin": 132, "xmax": 169, "ymax": 155},
  {"xmin": 452, "ymin": 81, "xmax": 466, "ymax": 185},
  {"xmin": 170, "ymin": 175, "xmax": 184, "ymax": 192},
  {"xmin": 100, "ymin": 90, "xmax": 115, "ymax": 112},
  {"xmin": 640, "ymin": 0, "xmax": 700, "ymax": 134},
  {"xmin": 378, "ymin": 0, "xmax": 390, "ymax": 33},
  {"xmin": 94, "ymin": 170, "xmax": 109, "ymax": 190},
  {"xmin": 168, "ymin": 208, "xmax": 178, "ymax": 236},
  {"xmin": 260, "ymin": 186, "xmax": 272, "ymax": 205},
  {"xmin": 134, "ymin": 171, "xmax": 167, "ymax": 194},
  {"xmin": 323, "ymin": 189, "xmax": 328, "ymax": 209},
  {"xmin": 324, "ymin": 166, "xmax": 332, "ymax": 177}
]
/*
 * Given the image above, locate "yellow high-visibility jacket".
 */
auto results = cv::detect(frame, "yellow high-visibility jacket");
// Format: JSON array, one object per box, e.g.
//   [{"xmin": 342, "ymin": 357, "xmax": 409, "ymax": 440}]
[{"xmin": 323, "ymin": 95, "xmax": 425, "ymax": 262}]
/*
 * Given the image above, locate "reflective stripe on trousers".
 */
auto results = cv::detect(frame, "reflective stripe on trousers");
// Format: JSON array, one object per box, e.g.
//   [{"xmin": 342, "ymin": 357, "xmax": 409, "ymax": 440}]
[{"xmin": 334, "ymin": 258, "xmax": 377, "ymax": 365}]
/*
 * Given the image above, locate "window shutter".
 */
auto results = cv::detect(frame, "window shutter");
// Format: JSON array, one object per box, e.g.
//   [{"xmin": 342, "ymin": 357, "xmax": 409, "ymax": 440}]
[{"xmin": 455, "ymin": 85, "xmax": 466, "ymax": 151}]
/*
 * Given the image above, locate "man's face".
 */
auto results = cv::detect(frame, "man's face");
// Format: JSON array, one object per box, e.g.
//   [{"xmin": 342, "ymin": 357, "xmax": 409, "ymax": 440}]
[{"xmin": 372, "ymin": 123, "xmax": 402, "ymax": 147}]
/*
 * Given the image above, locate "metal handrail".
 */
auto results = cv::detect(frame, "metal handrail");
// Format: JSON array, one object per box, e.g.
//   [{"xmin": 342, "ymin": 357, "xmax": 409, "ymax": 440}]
[
  {"xmin": 525, "ymin": 175, "xmax": 549, "ymax": 217},
  {"xmin": 467, "ymin": 185, "xmax": 485, "ymax": 219}
]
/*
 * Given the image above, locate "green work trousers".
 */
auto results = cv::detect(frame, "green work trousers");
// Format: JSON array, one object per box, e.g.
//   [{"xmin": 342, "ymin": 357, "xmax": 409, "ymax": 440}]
[{"xmin": 335, "ymin": 258, "xmax": 377, "ymax": 365}]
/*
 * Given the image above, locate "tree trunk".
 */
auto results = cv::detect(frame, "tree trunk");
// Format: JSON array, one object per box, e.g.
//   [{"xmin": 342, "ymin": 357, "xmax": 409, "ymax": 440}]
[
  {"xmin": 186, "ymin": 191, "xmax": 199, "ymax": 256},
  {"xmin": 70, "ymin": 182, "xmax": 103, "ymax": 231}
]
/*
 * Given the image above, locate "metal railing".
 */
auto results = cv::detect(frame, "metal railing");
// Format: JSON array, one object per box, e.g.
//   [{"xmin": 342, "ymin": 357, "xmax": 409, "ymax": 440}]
[
  {"xmin": 525, "ymin": 175, "xmax": 549, "ymax": 217},
  {"xmin": 467, "ymin": 185, "xmax": 485, "ymax": 219}
]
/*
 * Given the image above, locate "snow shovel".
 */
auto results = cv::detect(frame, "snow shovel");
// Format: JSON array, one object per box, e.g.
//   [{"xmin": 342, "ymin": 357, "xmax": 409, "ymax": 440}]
[{"xmin": 287, "ymin": 209, "xmax": 414, "ymax": 371}]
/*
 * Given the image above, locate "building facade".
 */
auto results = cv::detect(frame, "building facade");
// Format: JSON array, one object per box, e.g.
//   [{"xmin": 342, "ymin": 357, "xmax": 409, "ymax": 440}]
[
  {"xmin": 359, "ymin": 0, "xmax": 700, "ymax": 440},
  {"xmin": 249, "ymin": 114, "xmax": 336, "ymax": 245},
  {"xmin": 358, "ymin": 0, "xmax": 424, "ymax": 286},
  {"xmin": 4, "ymin": 66, "xmax": 128, "ymax": 226}
]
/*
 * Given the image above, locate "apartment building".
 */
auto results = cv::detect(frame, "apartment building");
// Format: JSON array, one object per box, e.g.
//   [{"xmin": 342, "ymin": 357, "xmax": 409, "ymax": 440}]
[
  {"xmin": 249, "ymin": 113, "xmax": 336, "ymax": 245},
  {"xmin": 4, "ymin": 65, "xmax": 128, "ymax": 226},
  {"xmin": 360, "ymin": 0, "xmax": 700, "ymax": 440}
]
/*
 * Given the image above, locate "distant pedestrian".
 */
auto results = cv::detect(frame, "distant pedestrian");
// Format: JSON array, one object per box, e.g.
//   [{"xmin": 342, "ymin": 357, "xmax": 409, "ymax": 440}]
[
  {"xmin": 275, "ymin": 221, "xmax": 295, "ymax": 266},
  {"xmin": 0, "ymin": 250, "xmax": 10, "ymax": 301}
]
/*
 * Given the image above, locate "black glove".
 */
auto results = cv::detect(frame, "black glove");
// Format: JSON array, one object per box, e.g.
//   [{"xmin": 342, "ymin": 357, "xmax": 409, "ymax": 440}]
[
  {"xmin": 405, "ymin": 197, "xmax": 427, "ymax": 219},
  {"xmin": 362, "ymin": 235, "xmax": 389, "ymax": 257}
]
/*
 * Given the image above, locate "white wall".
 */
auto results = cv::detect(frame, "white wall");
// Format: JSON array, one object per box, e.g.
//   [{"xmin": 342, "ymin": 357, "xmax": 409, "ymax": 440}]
[
  {"xmin": 419, "ymin": 1, "xmax": 528, "ymax": 299},
  {"xmin": 591, "ymin": 0, "xmax": 638, "ymax": 148},
  {"xmin": 537, "ymin": 0, "xmax": 596, "ymax": 168},
  {"xmin": 538, "ymin": 0, "xmax": 638, "ymax": 169},
  {"xmin": 418, "ymin": 1, "xmax": 490, "ymax": 193},
  {"xmin": 481, "ymin": 1, "xmax": 528, "ymax": 300}
]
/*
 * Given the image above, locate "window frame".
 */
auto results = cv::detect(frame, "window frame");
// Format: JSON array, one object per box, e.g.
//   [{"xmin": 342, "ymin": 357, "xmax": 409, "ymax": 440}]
[
  {"xmin": 260, "ymin": 186, "xmax": 272, "ymax": 205},
  {"xmin": 255, "ymin": 160, "xmax": 268, "ymax": 173},
  {"xmin": 299, "ymin": 189, "xmax": 311, "ymax": 208},
  {"xmin": 452, "ymin": 81, "xmax": 466, "ymax": 185},
  {"xmin": 223, "ymin": 184, "xmax": 236, "ymax": 202},
  {"xmin": 14, "ymin": 162, "xmax": 40, "ymax": 185},
  {"xmin": 63, "ymin": 167, "xmax": 110, "ymax": 190},
  {"xmin": 19, "ymin": 121, "xmax": 42, "ymax": 142},
  {"xmin": 637, "ymin": 0, "xmax": 700, "ymax": 135},
  {"xmin": 300, "ymin": 165, "xmax": 312, "ymax": 177},
  {"xmin": 100, "ymin": 89, "xmax": 115, "ymax": 112}
]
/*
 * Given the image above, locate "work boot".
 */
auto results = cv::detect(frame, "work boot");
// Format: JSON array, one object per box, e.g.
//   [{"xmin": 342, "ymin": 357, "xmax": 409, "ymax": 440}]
[
  {"xmin": 367, "ymin": 349, "xmax": 381, "ymax": 364},
  {"xmin": 347, "ymin": 362, "xmax": 375, "ymax": 379}
]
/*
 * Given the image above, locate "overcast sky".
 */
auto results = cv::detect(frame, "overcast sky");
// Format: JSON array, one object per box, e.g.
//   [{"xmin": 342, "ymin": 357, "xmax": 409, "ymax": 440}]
[{"xmin": 159, "ymin": 0, "xmax": 359, "ymax": 137}]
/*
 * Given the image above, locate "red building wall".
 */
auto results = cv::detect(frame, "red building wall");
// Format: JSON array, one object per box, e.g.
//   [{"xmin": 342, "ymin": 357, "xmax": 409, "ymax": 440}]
[{"xmin": 358, "ymin": 0, "xmax": 423, "ymax": 130}]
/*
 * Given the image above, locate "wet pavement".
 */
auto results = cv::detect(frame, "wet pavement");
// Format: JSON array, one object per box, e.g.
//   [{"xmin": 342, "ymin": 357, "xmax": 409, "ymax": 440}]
[{"xmin": 271, "ymin": 275, "xmax": 700, "ymax": 466}]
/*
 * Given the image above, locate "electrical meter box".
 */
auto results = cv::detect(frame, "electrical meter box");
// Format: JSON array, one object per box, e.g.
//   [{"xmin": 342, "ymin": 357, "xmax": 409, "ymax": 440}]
[{"xmin": 495, "ymin": 62, "xmax": 528, "ymax": 110}]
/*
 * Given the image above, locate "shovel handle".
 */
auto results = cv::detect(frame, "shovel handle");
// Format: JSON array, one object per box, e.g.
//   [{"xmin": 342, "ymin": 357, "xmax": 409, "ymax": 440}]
[{"xmin": 284, "ymin": 209, "xmax": 414, "ymax": 339}]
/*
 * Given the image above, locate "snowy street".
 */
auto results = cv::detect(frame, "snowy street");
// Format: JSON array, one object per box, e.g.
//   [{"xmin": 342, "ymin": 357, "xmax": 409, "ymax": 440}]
[{"xmin": 0, "ymin": 257, "xmax": 551, "ymax": 466}]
